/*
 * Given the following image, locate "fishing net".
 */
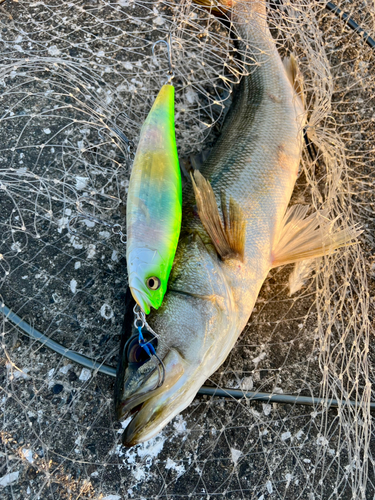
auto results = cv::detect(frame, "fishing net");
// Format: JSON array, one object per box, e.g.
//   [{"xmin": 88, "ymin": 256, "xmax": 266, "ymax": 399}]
[{"xmin": 0, "ymin": 0, "xmax": 374, "ymax": 498}]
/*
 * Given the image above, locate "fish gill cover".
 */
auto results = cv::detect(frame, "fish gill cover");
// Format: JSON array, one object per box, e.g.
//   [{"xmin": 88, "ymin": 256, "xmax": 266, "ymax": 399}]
[{"xmin": 0, "ymin": 0, "xmax": 374, "ymax": 498}]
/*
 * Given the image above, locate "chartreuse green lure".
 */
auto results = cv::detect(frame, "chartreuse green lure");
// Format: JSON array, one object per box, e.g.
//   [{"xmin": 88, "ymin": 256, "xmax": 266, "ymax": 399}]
[{"xmin": 126, "ymin": 84, "xmax": 182, "ymax": 314}]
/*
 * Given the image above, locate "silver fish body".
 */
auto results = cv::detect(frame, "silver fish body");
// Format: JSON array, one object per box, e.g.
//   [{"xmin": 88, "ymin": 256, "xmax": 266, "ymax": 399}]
[{"xmin": 116, "ymin": 0, "xmax": 305, "ymax": 445}]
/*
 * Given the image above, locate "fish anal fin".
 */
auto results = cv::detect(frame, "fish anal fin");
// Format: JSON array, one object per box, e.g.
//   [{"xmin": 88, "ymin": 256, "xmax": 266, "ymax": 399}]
[
  {"xmin": 271, "ymin": 205, "xmax": 362, "ymax": 268},
  {"xmin": 191, "ymin": 170, "xmax": 246, "ymax": 261},
  {"xmin": 283, "ymin": 54, "xmax": 304, "ymax": 107}
]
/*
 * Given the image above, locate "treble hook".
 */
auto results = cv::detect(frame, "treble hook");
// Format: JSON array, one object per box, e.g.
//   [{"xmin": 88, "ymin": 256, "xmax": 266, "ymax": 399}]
[
  {"xmin": 152, "ymin": 34, "xmax": 175, "ymax": 85},
  {"xmin": 133, "ymin": 304, "xmax": 166, "ymax": 388}
]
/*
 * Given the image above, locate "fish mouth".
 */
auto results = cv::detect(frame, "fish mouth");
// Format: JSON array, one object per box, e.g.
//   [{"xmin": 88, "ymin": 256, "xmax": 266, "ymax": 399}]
[{"xmin": 117, "ymin": 349, "xmax": 188, "ymax": 446}]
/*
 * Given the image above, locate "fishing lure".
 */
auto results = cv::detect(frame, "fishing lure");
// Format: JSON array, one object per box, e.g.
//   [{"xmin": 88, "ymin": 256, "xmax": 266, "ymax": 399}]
[{"xmin": 126, "ymin": 40, "xmax": 182, "ymax": 315}]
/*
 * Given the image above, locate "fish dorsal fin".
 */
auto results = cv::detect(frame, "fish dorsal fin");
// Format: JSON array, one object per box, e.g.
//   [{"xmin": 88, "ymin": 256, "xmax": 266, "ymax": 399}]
[
  {"xmin": 271, "ymin": 205, "xmax": 362, "ymax": 268},
  {"xmin": 191, "ymin": 170, "xmax": 246, "ymax": 261},
  {"xmin": 283, "ymin": 54, "xmax": 304, "ymax": 107}
]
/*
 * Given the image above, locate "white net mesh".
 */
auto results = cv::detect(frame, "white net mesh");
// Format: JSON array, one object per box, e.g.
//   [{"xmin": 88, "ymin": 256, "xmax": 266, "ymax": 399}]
[{"xmin": 0, "ymin": 0, "xmax": 374, "ymax": 498}]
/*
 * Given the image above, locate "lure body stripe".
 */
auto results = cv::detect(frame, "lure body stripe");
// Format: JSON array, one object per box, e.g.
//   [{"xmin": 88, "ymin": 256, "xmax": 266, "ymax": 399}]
[{"xmin": 126, "ymin": 84, "xmax": 182, "ymax": 314}]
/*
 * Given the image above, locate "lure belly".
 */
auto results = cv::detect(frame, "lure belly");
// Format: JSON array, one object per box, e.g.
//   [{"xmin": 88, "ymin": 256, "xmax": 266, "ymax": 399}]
[{"xmin": 126, "ymin": 84, "xmax": 182, "ymax": 314}]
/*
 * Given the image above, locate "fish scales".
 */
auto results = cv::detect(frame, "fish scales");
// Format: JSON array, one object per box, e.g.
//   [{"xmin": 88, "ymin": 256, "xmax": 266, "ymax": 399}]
[
  {"xmin": 181, "ymin": 1, "xmax": 304, "ymax": 331},
  {"xmin": 116, "ymin": 0, "xmax": 316, "ymax": 446}
]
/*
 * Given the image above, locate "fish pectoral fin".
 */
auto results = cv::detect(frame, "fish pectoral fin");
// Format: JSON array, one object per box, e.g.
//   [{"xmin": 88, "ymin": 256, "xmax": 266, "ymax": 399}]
[
  {"xmin": 283, "ymin": 54, "xmax": 304, "ymax": 107},
  {"xmin": 191, "ymin": 170, "xmax": 246, "ymax": 261},
  {"xmin": 271, "ymin": 205, "xmax": 362, "ymax": 268}
]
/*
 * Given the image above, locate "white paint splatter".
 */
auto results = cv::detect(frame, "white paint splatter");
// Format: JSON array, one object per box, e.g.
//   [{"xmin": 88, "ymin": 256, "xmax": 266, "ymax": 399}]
[
  {"xmin": 11, "ymin": 242, "xmax": 22, "ymax": 253},
  {"xmin": 230, "ymin": 448, "xmax": 242, "ymax": 465},
  {"xmin": 75, "ymin": 176, "xmax": 89, "ymax": 190},
  {"xmin": 121, "ymin": 434, "xmax": 166, "ymax": 483},
  {"xmin": 262, "ymin": 403, "xmax": 272, "ymax": 416},
  {"xmin": 74, "ymin": 261, "xmax": 81, "ymax": 270},
  {"xmin": 0, "ymin": 471, "xmax": 20, "ymax": 486},
  {"xmin": 240, "ymin": 376, "xmax": 253, "ymax": 391},
  {"xmin": 173, "ymin": 415, "xmax": 187, "ymax": 434},
  {"xmin": 48, "ymin": 368, "xmax": 55, "ymax": 378},
  {"xmin": 124, "ymin": 61, "xmax": 133, "ymax": 70},
  {"xmin": 111, "ymin": 250, "xmax": 118, "ymax": 262},
  {"xmin": 69, "ymin": 236, "xmax": 83, "ymax": 249},
  {"xmin": 281, "ymin": 431, "xmax": 291, "ymax": 441},
  {"xmin": 165, "ymin": 458, "xmax": 185, "ymax": 478},
  {"xmin": 295, "ymin": 430, "xmax": 304, "ymax": 440},
  {"xmin": 102, "ymin": 496, "xmax": 121, "ymax": 500},
  {"xmin": 136, "ymin": 436, "xmax": 165, "ymax": 459},
  {"xmin": 79, "ymin": 368, "xmax": 91, "ymax": 381},
  {"xmin": 100, "ymin": 303, "xmax": 114, "ymax": 320},
  {"xmin": 252, "ymin": 352, "xmax": 266, "ymax": 365},
  {"xmin": 316, "ymin": 435, "xmax": 329, "ymax": 446},
  {"xmin": 266, "ymin": 480, "xmax": 273, "ymax": 493},
  {"xmin": 11, "ymin": 367, "xmax": 30, "ymax": 380},
  {"xmin": 48, "ymin": 45, "xmax": 60, "ymax": 56},
  {"xmin": 22, "ymin": 448, "xmax": 34, "ymax": 464},
  {"xmin": 57, "ymin": 216, "xmax": 69, "ymax": 233},
  {"xmin": 59, "ymin": 364, "xmax": 73, "ymax": 374},
  {"xmin": 285, "ymin": 473, "xmax": 293, "ymax": 488},
  {"xmin": 70, "ymin": 279, "xmax": 77, "ymax": 294},
  {"xmin": 43, "ymin": 128, "xmax": 51, "ymax": 134},
  {"xmin": 153, "ymin": 16, "xmax": 165, "ymax": 26},
  {"xmin": 87, "ymin": 244, "xmax": 96, "ymax": 258},
  {"xmin": 185, "ymin": 88, "xmax": 197, "ymax": 104},
  {"xmin": 132, "ymin": 467, "xmax": 145, "ymax": 481}
]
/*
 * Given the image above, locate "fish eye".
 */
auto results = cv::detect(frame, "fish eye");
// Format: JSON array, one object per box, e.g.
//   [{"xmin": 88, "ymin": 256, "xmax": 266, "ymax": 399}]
[
  {"xmin": 127, "ymin": 338, "xmax": 149, "ymax": 365},
  {"xmin": 126, "ymin": 335, "xmax": 158, "ymax": 366},
  {"xmin": 146, "ymin": 276, "xmax": 161, "ymax": 290}
]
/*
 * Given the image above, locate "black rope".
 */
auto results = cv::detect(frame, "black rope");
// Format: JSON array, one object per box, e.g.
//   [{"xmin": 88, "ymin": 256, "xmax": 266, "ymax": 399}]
[
  {"xmin": 2, "ymin": 304, "xmax": 374, "ymax": 411},
  {"xmin": 325, "ymin": 1, "xmax": 375, "ymax": 49}
]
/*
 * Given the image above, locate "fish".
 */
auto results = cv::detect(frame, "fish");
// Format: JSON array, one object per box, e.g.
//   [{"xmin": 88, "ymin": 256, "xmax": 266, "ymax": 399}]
[
  {"xmin": 126, "ymin": 84, "xmax": 182, "ymax": 315},
  {"xmin": 115, "ymin": 0, "xmax": 360, "ymax": 445}
]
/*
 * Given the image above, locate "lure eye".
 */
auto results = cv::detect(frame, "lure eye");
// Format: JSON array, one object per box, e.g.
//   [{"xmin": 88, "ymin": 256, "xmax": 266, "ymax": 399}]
[{"xmin": 146, "ymin": 276, "xmax": 161, "ymax": 290}]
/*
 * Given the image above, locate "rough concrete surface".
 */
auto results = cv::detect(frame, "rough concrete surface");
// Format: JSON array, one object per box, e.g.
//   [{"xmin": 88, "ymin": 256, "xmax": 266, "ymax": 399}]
[{"xmin": 0, "ymin": 0, "xmax": 374, "ymax": 499}]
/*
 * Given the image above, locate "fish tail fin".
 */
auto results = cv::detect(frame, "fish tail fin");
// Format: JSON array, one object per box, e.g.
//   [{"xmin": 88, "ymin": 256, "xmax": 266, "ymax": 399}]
[
  {"xmin": 271, "ymin": 205, "xmax": 362, "ymax": 268},
  {"xmin": 283, "ymin": 54, "xmax": 305, "ymax": 107},
  {"xmin": 191, "ymin": 170, "xmax": 246, "ymax": 261}
]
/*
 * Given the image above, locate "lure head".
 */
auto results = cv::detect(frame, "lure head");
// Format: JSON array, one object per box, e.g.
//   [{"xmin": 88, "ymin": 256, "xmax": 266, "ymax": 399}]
[{"xmin": 127, "ymin": 246, "xmax": 170, "ymax": 314}]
